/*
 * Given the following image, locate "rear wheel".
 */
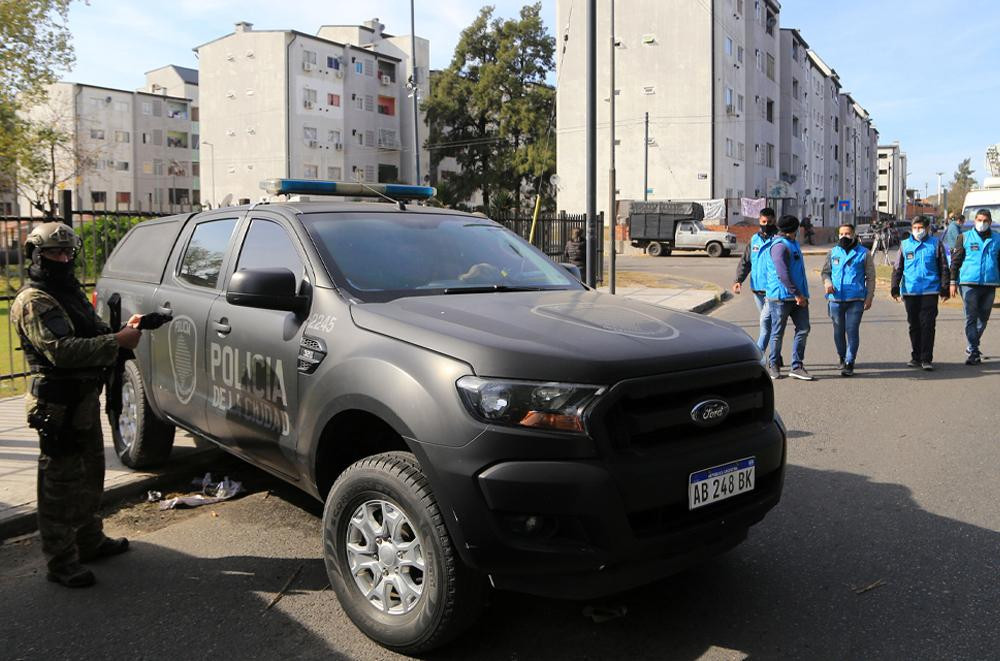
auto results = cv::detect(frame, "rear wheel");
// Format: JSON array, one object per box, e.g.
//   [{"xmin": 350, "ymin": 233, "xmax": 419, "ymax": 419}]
[
  {"xmin": 111, "ymin": 359, "xmax": 175, "ymax": 468},
  {"xmin": 706, "ymin": 242, "xmax": 724, "ymax": 258},
  {"xmin": 323, "ymin": 452, "xmax": 486, "ymax": 654},
  {"xmin": 646, "ymin": 241, "xmax": 664, "ymax": 257}
]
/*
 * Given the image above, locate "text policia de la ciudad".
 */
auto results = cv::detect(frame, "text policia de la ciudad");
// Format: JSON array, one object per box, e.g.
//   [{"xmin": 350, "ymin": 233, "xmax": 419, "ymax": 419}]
[{"xmin": 209, "ymin": 342, "xmax": 290, "ymax": 436}]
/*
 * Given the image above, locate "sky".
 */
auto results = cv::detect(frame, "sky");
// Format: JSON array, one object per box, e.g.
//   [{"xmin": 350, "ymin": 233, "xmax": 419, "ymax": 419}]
[{"xmin": 64, "ymin": 0, "xmax": 1000, "ymax": 198}]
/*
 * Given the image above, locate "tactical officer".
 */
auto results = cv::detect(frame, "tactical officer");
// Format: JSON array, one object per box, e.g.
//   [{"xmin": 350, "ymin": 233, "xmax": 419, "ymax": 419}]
[
  {"xmin": 732, "ymin": 208, "xmax": 784, "ymax": 366},
  {"xmin": 10, "ymin": 222, "xmax": 142, "ymax": 588},
  {"xmin": 949, "ymin": 209, "xmax": 1000, "ymax": 365},
  {"xmin": 821, "ymin": 224, "xmax": 876, "ymax": 377},
  {"xmin": 890, "ymin": 217, "xmax": 950, "ymax": 370}
]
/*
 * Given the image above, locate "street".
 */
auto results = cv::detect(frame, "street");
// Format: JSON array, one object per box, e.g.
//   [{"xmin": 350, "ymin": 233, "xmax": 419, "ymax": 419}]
[{"xmin": 2, "ymin": 253, "xmax": 999, "ymax": 660}]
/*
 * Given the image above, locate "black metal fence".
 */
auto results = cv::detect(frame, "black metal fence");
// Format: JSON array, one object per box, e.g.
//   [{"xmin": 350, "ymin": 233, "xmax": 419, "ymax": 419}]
[{"xmin": 493, "ymin": 211, "xmax": 603, "ymax": 265}]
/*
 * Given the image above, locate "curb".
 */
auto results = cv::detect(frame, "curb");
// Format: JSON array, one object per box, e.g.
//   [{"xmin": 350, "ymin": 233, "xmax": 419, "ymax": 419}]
[{"xmin": 0, "ymin": 446, "xmax": 222, "ymax": 542}]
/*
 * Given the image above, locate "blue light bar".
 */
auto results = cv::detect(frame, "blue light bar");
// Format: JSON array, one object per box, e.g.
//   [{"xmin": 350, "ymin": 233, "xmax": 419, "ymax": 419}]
[{"xmin": 261, "ymin": 178, "xmax": 436, "ymax": 200}]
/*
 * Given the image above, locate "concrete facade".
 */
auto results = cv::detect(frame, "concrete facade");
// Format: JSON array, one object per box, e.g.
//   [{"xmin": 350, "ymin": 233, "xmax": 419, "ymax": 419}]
[
  {"xmin": 779, "ymin": 29, "xmax": 808, "ymax": 217},
  {"xmin": 196, "ymin": 20, "xmax": 425, "ymax": 206},
  {"xmin": 18, "ymin": 81, "xmax": 198, "ymax": 215},
  {"xmin": 877, "ymin": 143, "xmax": 908, "ymax": 218}
]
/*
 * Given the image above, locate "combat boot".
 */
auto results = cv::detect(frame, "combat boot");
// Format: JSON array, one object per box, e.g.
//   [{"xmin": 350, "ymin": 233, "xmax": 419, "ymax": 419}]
[
  {"xmin": 47, "ymin": 562, "xmax": 96, "ymax": 588},
  {"xmin": 79, "ymin": 536, "xmax": 129, "ymax": 562}
]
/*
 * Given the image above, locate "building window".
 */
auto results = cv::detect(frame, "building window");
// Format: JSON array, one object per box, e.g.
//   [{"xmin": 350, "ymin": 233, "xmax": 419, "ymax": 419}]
[
  {"xmin": 167, "ymin": 131, "xmax": 188, "ymax": 149},
  {"xmin": 303, "ymin": 50, "xmax": 317, "ymax": 68},
  {"xmin": 792, "ymin": 78, "xmax": 799, "ymax": 99},
  {"xmin": 754, "ymin": 143, "xmax": 763, "ymax": 165},
  {"xmin": 834, "ymin": 145, "xmax": 839, "ymax": 161},
  {"xmin": 364, "ymin": 59, "xmax": 375, "ymax": 76},
  {"xmin": 328, "ymin": 166, "xmax": 342, "ymax": 180},
  {"xmin": 365, "ymin": 130, "xmax": 375, "ymax": 147},
  {"xmin": 725, "ymin": 37, "xmax": 733, "ymax": 57},
  {"xmin": 738, "ymin": 94, "xmax": 745, "ymax": 113},
  {"xmin": 725, "ymin": 138, "xmax": 734, "ymax": 157},
  {"xmin": 364, "ymin": 95, "xmax": 374, "ymax": 112},
  {"xmin": 357, "ymin": 132, "xmax": 364, "ymax": 145},
  {"xmin": 378, "ymin": 128, "xmax": 398, "ymax": 149},
  {"xmin": 166, "ymin": 102, "xmax": 187, "ymax": 120},
  {"xmin": 377, "ymin": 95, "xmax": 396, "ymax": 116},
  {"xmin": 329, "ymin": 129, "xmax": 342, "ymax": 143},
  {"xmin": 115, "ymin": 161, "xmax": 130, "ymax": 172},
  {"xmin": 142, "ymin": 161, "xmax": 153, "ymax": 174},
  {"xmin": 116, "ymin": 192, "xmax": 131, "ymax": 205},
  {"xmin": 114, "ymin": 101, "xmax": 129, "ymax": 113},
  {"xmin": 153, "ymin": 129, "xmax": 163, "ymax": 146},
  {"xmin": 304, "ymin": 88, "xmax": 317, "ymax": 109},
  {"xmin": 378, "ymin": 164, "xmax": 399, "ymax": 183},
  {"xmin": 327, "ymin": 55, "xmax": 341, "ymax": 70},
  {"xmin": 167, "ymin": 161, "xmax": 187, "ymax": 176},
  {"xmin": 755, "ymin": 49, "xmax": 762, "ymax": 71},
  {"xmin": 355, "ymin": 61, "xmax": 363, "ymax": 74},
  {"xmin": 192, "ymin": 134, "xmax": 199, "ymax": 149},
  {"xmin": 191, "ymin": 107, "xmax": 199, "ymax": 121},
  {"xmin": 736, "ymin": 0, "xmax": 743, "ymax": 15},
  {"xmin": 303, "ymin": 126, "xmax": 318, "ymax": 141},
  {"xmin": 168, "ymin": 188, "xmax": 190, "ymax": 205},
  {"xmin": 766, "ymin": 98, "xmax": 774, "ymax": 123},
  {"xmin": 377, "ymin": 61, "xmax": 396, "ymax": 82},
  {"xmin": 766, "ymin": 53, "xmax": 775, "ymax": 81},
  {"xmin": 737, "ymin": 46, "xmax": 744, "ymax": 64},
  {"xmin": 355, "ymin": 95, "xmax": 363, "ymax": 110},
  {"xmin": 792, "ymin": 42, "xmax": 799, "ymax": 62},
  {"xmin": 91, "ymin": 191, "xmax": 107, "ymax": 205},
  {"xmin": 90, "ymin": 128, "xmax": 105, "ymax": 140},
  {"xmin": 328, "ymin": 93, "xmax": 340, "ymax": 107},
  {"xmin": 834, "ymin": 117, "xmax": 839, "ymax": 132},
  {"xmin": 765, "ymin": 9, "xmax": 775, "ymax": 36},
  {"xmin": 303, "ymin": 164, "xmax": 318, "ymax": 179},
  {"xmin": 192, "ymin": 162, "xmax": 200, "ymax": 177},
  {"xmin": 142, "ymin": 102, "xmax": 152, "ymax": 115},
  {"xmin": 153, "ymin": 159, "xmax": 163, "ymax": 175},
  {"xmin": 365, "ymin": 165, "xmax": 376, "ymax": 181},
  {"xmin": 724, "ymin": 87, "xmax": 733, "ymax": 111},
  {"xmin": 766, "ymin": 143, "xmax": 774, "ymax": 168},
  {"xmin": 738, "ymin": 142, "xmax": 745, "ymax": 161},
  {"xmin": 115, "ymin": 130, "xmax": 130, "ymax": 143},
  {"xmin": 792, "ymin": 116, "xmax": 800, "ymax": 138}
]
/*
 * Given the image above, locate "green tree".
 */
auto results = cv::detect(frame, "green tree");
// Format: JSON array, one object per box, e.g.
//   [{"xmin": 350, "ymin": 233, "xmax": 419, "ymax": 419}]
[
  {"xmin": 424, "ymin": 3, "xmax": 555, "ymax": 215},
  {"xmin": 946, "ymin": 158, "xmax": 977, "ymax": 215}
]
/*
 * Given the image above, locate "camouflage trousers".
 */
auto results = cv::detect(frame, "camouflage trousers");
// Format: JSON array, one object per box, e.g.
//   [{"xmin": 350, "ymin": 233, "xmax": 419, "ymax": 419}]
[{"xmin": 30, "ymin": 385, "xmax": 106, "ymax": 571}]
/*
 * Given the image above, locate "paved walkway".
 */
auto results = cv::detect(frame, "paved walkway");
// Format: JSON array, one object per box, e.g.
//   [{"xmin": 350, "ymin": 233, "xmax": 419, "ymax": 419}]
[
  {"xmin": 0, "ymin": 394, "xmax": 211, "ymax": 538},
  {"xmin": 596, "ymin": 285, "xmax": 722, "ymax": 314}
]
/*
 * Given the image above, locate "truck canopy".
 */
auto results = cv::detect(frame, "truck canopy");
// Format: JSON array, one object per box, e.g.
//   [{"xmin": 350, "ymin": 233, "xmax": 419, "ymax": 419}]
[{"xmin": 625, "ymin": 200, "xmax": 705, "ymax": 241}]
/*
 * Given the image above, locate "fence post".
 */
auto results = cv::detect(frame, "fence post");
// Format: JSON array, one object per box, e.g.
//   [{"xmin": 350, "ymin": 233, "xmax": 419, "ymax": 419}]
[{"xmin": 61, "ymin": 189, "xmax": 73, "ymax": 230}]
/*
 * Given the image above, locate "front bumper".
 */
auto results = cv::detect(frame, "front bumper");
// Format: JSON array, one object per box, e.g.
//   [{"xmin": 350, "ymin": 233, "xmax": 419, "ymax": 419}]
[{"xmin": 414, "ymin": 365, "xmax": 786, "ymax": 600}]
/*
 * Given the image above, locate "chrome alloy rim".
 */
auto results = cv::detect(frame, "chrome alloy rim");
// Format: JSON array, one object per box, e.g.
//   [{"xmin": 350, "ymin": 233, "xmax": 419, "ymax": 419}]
[
  {"xmin": 118, "ymin": 381, "xmax": 138, "ymax": 453},
  {"xmin": 345, "ymin": 499, "xmax": 426, "ymax": 615}
]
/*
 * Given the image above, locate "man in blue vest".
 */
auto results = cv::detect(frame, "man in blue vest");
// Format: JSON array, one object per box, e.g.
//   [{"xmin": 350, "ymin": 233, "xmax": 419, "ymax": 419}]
[
  {"xmin": 891, "ymin": 217, "xmax": 950, "ymax": 370},
  {"xmin": 943, "ymin": 213, "xmax": 964, "ymax": 261},
  {"xmin": 732, "ymin": 208, "xmax": 783, "ymax": 366},
  {"xmin": 948, "ymin": 209, "xmax": 999, "ymax": 365},
  {"xmin": 763, "ymin": 214, "xmax": 813, "ymax": 381},
  {"xmin": 821, "ymin": 224, "xmax": 876, "ymax": 376}
]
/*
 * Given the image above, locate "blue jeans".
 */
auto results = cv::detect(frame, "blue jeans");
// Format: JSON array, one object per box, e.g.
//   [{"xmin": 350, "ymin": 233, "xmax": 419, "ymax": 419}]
[
  {"xmin": 753, "ymin": 292, "xmax": 774, "ymax": 355},
  {"xmin": 828, "ymin": 300, "xmax": 865, "ymax": 365},
  {"xmin": 961, "ymin": 286, "xmax": 996, "ymax": 355},
  {"xmin": 768, "ymin": 300, "xmax": 810, "ymax": 369}
]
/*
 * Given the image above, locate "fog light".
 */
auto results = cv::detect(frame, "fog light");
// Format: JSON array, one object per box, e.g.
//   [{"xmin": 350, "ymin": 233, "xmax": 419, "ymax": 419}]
[{"xmin": 503, "ymin": 514, "xmax": 557, "ymax": 538}]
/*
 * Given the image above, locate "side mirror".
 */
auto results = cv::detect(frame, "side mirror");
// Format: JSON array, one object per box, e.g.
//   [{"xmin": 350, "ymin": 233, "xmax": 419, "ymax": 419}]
[
  {"xmin": 560, "ymin": 263, "xmax": 582, "ymax": 282},
  {"xmin": 227, "ymin": 268, "xmax": 309, "ymax": 313}
]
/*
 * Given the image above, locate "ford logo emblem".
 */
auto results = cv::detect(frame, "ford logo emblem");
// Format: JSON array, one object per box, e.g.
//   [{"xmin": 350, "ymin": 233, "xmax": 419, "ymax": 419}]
[{"xmin": 690, "ymin": 399, "xmax": 731, "ymax": 427}]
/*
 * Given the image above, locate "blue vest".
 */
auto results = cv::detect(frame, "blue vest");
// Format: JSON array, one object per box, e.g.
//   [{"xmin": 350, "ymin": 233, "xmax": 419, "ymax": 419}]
[
  {"xmin": 749, "ymin": 232, "xmax": 775, "ymax": 292},
  {"xmin": 764, "ymin": 236, "xmax": 810, "ymax": 301},
  {"xmin": 827, "ymin": 244, "xmax": 869, "ymax": 301},
  {"xmin": 957, "ymin": 230, "xmax": 1000, "ymax": 286},
  {"xmin": 900, "ymin": 236, "xmax": 942, "ymax": 295}
]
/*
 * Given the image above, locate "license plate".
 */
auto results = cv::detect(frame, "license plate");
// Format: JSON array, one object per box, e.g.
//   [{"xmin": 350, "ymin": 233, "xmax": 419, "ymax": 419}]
[{"xmin": 689, "ymin": 457, "xmax": 755, "ymax": 510}]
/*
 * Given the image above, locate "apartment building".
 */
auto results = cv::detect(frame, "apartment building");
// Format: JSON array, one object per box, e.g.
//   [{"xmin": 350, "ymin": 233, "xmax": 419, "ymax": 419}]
[
  {"xmin": 195, "ymin": 20, "xmax": 427, "ymax": 205},
  {"xmin": 838, "ymin": 96, "xmax": 878, "ymax": 223},
  {"xmin": 802, "ymin": 48, "xmax": 829, "ymax": 223},
  {"xmin": 18, "ymin": 81, "xmax": 198, "ymax": 214},
  {"xmin": 779, "ymin": 29, "xmax": 808, "ymax": 217},
  {"xmin": 877, "ymin": 143, "xmax": 908, "ymax": 218}
]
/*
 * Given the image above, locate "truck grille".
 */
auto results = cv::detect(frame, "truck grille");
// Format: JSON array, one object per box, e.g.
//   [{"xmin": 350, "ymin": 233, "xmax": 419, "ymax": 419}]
[{"xmin": 593, "ymin": 362, "xmax": 773, "ymax": 452}]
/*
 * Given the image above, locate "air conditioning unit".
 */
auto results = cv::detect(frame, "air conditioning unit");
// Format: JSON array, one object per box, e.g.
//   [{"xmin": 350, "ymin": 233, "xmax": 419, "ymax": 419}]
[
  {"xmin": 335, "ymin": 69, "xmax": 343, "ymax": 78},
  {"xmin": 303, "ymin": 100, "xmax": 314, "ymax": 110},
  {"xmin": 303, "ymin": 61, "xmax": 315, "ymax": 71},
  {"xmin": 334, "ymin": 142, "xmax": 343, "ymax": 151},
  {"xmin": 726, "ymin": 104, "xmax": 736, "ymax": 115},
  {"xmin": 381, "ymin": 75, "xmax": 392, "ymax": 85},
  {"xmin": 307, "ymin": 140, "xmax": 318, "ymax": 148}
]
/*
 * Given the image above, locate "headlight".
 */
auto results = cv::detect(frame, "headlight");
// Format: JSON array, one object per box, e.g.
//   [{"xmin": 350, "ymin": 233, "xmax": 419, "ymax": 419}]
[{"xmin": 456, "ymin": 376, "xmax": 606, "ymax": 433}]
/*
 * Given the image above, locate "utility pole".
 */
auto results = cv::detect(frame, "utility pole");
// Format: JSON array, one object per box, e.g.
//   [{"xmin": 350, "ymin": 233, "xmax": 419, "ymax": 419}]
[
  {"xmin": 643, "ymin": 112, "xmax": 649, "ymax": 201},
  {"xmin": 585, "ymin": 0, "xmax": 597, "ymax": 287},
  {"xmin": 935, "ymin": 171, "xmax": 944, "ymax": 218},
  {"xmin": 608, "ymin": 0, "xmax": 616, "ymax": 294},
  {"xmin": 202, "ymin": 140, "xmax": 216, "ymax": 207},
  {"xmin": 410, "ymin": 0, "xmax": 422, "ymax": 185},
  {"xmin": 853, "ymin": 129, "xmax": 858, "ymax": 224}
]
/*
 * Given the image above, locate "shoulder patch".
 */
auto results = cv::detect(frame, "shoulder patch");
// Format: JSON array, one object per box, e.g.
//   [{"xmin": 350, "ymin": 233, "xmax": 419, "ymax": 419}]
[{"xmin": 41, "ymin": 308, "xmax": 72, "ymax": 338}]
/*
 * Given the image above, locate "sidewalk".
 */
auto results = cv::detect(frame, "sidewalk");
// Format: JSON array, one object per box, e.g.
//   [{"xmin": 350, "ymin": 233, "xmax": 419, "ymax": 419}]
[
  {"xmin": 0, "ymin": 395, "xmax": 217, "ymax": 540},
  {"xmin": 597, "ymin": 274, "xmax": 725, "ymax": 314},
  {"xmin": 801, "ymin": 241, "xmax": 835, "ymax": 255}
]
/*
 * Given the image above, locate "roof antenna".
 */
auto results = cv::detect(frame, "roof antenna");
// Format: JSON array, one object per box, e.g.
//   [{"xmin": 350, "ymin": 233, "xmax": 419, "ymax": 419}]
[{"xmin": 354, "ymin": 174, "xmax": 406, "ymax": 210}]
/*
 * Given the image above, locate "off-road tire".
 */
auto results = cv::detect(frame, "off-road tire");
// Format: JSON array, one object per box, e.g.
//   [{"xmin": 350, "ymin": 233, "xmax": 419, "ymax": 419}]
[
  {"xmin": 323, "ymin": 452, "xmax": 486, "ymax": 654},
  {"xmin": 111, "ymin": 359, "xmax": 175, "ymax": 468},
  {"xmin": 706, "ymin": 242, "xmax": 724, "ymax": 258}
]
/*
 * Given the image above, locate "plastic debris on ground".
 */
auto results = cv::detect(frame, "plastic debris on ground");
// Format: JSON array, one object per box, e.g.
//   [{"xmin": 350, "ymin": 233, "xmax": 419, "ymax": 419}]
[
  {"xmin": 582, "ymin": 605, "xmax": 628, "ymax": 623},
  {"xmin": 157, "ymin": 473, "xmax": 245, "ymax": 510}
]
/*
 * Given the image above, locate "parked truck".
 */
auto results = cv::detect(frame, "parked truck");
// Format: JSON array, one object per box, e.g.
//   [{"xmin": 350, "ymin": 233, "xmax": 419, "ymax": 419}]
[{"xmin": 626, "ymin": 200, "xmax": 738, "ymax": 258}]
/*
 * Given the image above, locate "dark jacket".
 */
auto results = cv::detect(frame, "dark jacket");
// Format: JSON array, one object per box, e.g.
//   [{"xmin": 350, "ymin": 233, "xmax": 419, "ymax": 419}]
[{"xmin": 563, "ymin": 239, "xmax": 585, "ymax": 269}]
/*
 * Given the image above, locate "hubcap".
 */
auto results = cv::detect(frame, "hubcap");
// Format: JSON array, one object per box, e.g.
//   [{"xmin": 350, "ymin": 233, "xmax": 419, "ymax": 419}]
[
  {"xmin": 346, "ymin": 500, "xmax": 426, "ymax": 615},
  {"xmin": 118, "ymin": 382, "xmax": 138, "ymax": 454}
]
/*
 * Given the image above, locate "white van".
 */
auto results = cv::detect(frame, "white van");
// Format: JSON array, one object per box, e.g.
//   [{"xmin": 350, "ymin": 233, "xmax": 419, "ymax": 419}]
[{"xmin": 962, "ymin": 177, "xmax": 1000, "ymax": 226}]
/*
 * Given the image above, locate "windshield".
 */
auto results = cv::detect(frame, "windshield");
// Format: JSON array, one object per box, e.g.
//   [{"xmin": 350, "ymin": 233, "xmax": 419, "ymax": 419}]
[
  {"xmin": 962, "ymin": 205, "xmax": 1000, "ymax": 227},
  {"xmin": 303, "ymin": 213, "xmax": 583, "ymax": 302}
]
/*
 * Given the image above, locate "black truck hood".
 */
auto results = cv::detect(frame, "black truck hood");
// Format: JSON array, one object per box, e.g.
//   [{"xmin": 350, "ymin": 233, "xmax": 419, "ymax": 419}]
[{"xmin": 350, "ymin": 290, "xmax": 758, "ymax": 384}]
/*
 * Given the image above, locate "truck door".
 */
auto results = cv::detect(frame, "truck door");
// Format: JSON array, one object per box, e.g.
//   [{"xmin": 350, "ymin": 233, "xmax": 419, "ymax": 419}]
[
  {"xmin": 150, "ymin": 215, "xmax": 239, "ymax": 436},
  {"xmin": 675, "ymin": 221, "xmax": 698, "ymax": 248},
  {"xmin": 206, "ymin": 215, "xmax": 308, "ymax": 479}
]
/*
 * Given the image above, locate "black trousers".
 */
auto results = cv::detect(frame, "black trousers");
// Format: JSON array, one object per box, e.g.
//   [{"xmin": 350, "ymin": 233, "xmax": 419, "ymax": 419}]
[{"xmin": 903, "ymin": 295, "xmax": 939, "ymax": 363}]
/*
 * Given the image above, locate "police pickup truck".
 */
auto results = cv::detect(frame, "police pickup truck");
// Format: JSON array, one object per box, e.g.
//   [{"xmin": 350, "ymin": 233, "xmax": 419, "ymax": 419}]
[{"xmin": 96, "ymin": 179, "xmax": 786, "ymax": 653}]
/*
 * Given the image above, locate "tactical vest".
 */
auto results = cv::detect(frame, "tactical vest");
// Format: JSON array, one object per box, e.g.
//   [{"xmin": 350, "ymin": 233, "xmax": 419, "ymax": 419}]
[
  {"xmin": 957, "ymin": 230, "xmax": 1000, "ymax": 286},
  {"xmin": 764, "ymin": 236, "xmax": 810, "ymax": 301},
  {"xmin": 900, "ymin": 236, "xmax": 942, "ymax": 295},
  {"xmin": 17, "ymin": 278, "xmax": 101, "ymax": 377},
  {"xmin": 749, "ymin": 232, "xmax": 775, "ymax": 292},
  {"xmin": 827, "ymin": 244, "xmax": 869, "ymax": 301}
]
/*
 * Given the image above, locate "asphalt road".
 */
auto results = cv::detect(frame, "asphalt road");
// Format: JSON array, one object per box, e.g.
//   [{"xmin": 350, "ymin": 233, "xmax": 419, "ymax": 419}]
[{"xmin": 2, "ymin": 252, "xmax": 998, "ymax": 661}]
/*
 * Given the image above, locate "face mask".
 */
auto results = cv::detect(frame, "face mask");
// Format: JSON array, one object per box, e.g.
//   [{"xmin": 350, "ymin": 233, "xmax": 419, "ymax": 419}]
[
  {"xmin": 761, "ymin": 224, "xmax": 778, "ymax": 237},
  {"xmin": 975, "ymin": 221, "xmax": 991, "ymax": 233},
  {"xmin": 838, "ymin": 236, "xmax": 855, "ymax": 249},
  {"xmin": 912, "ymin": 229, "xmax": 927, "ymax": 241}
]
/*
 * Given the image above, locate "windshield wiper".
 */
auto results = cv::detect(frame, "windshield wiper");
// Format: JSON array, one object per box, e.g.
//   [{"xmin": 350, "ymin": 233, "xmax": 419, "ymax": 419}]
[{"xmin": 442, "ymin": 285, "xmax": 549, "ymax": 294}]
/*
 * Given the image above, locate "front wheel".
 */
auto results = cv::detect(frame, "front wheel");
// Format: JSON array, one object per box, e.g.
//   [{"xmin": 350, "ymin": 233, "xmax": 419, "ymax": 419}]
[
  {"xmin": 111, "ymin": 359, "xmax": 175, "ymax": 468},
  {"xmin": 706, "ymin": 242, "xmax": 724, "ymax": 258},
  {"xmin": 323, "ymin": 452, "xmax": 486, "ymax": 654}
]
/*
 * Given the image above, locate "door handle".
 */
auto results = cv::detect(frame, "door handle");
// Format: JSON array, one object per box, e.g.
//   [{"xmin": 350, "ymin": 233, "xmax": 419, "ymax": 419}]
[
  {"xmin": 157, "ymin": 303, "xmax": 172, "ymax": 315},
  {"xmin": 213, "ymin": 319, "xmax": 231, "ymax": 335}
]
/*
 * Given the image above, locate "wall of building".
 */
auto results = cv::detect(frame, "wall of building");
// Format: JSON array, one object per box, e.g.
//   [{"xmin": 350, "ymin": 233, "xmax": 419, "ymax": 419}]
[{"xmin": 779, "ymin": 29, "xmax": 808, "ymax": 217}]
